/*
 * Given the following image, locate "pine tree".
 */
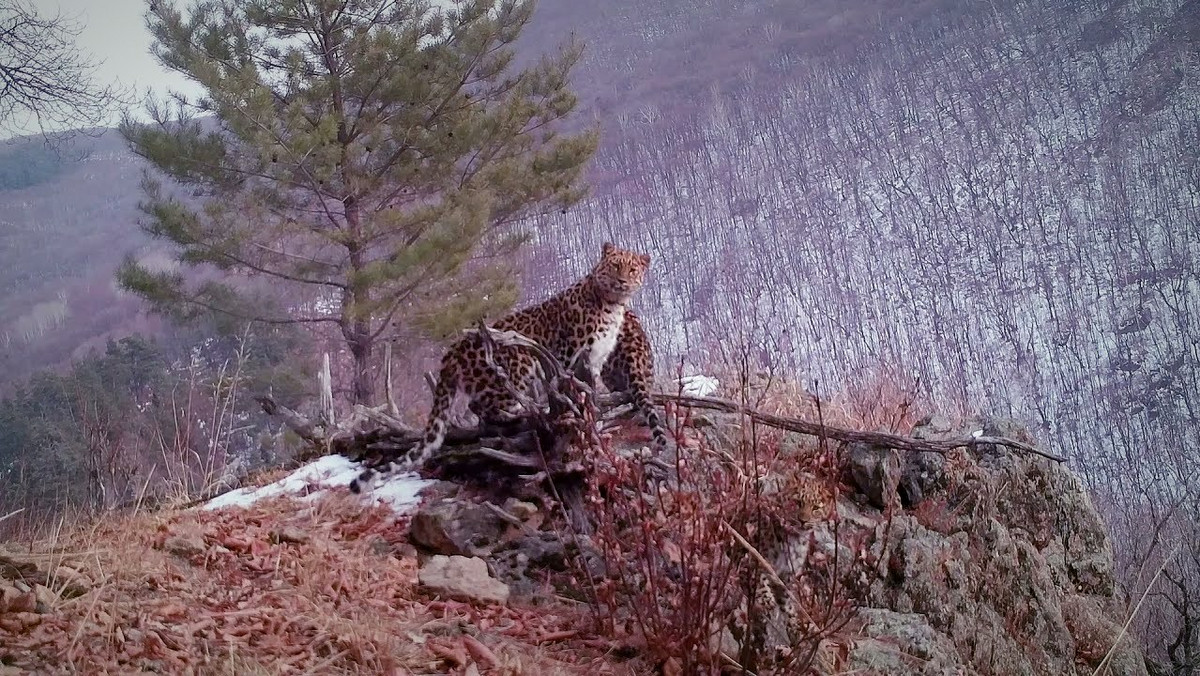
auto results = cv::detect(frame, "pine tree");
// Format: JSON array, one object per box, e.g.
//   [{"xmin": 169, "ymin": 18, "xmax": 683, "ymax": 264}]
[{"xmin": 119, "ymin": 0, "xmax": 598, "ymax": 404}]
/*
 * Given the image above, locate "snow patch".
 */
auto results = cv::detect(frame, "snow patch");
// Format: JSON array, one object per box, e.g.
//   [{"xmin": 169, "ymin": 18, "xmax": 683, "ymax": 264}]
[
  {"xmin": 678, "ymin": 374, "xmax": 720, "ymax": 398},
  {"xmin": 201, "ymin": 455, "xmax": 433, "ymax": 514}
]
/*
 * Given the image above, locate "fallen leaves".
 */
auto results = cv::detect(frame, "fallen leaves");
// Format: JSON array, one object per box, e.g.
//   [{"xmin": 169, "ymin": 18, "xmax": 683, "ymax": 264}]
[
  {"xmin": 0, "ymin": 492, "xmax": 635, "ymax": 675},
  {"xmin": 462, "ymin": 634, "xmax": 500, "ymax": 668}
]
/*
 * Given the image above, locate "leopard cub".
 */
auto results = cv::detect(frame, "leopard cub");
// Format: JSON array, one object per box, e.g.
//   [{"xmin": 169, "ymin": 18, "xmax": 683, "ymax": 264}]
[{"xmin": 351, "ymin": 242, "xmax": 651, "ymax": 491}]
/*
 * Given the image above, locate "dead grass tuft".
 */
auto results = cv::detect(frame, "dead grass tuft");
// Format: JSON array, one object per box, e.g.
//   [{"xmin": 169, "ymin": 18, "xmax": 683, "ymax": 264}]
[{"xmin": 703, "ymin": 361, "xmax": 940, "ymax": 434}]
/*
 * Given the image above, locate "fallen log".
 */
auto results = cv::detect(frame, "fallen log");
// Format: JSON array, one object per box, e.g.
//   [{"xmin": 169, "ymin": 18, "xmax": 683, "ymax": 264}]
[
  {"xmin": 260, "ymin": 385, "xmax": 1065, "ymax": 475},
  {"xmin": 256, "ymin": 394, "xmax": 569, "ymax": 469},
  {"xmin": 634, "ymin": 391, "xmax": 1067, "ymax": 464}
]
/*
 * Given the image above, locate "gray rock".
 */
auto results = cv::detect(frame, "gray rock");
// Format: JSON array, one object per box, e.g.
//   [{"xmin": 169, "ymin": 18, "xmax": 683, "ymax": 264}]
[
  {"xmin": 501, "ymin": 499, "xmax": 539, "ymax": 522},
  {"xmin": 911, "ymin": 414, "xmax": 956, "ymax": 439},
  {"xmin": 162, "ymin": 533, "xmax": 206, "ymax": 558},
  {"xmin": 898, "ymin": 451, "xmax": 946, "ymax": 507},
  {"xmin": 506, "ymin": 533, "xmax": 567, "ymax": 570},
  {"xmin": 1062, "ymin": 595, "xmax": 1146, "ymax": 675},
  {"xmin": 855, "ymin": 608, "xmax": 964, "ymax": 674},
  {"xmin": 846, "ymin": 636, "xmax": 919, "ymax": 674},
  {"xmin": 409, "ymin": 498, "xmax": 509, "ymax": 557},
  {"xmin": 366, "ymin": 536, "xmax": 393, "ymax": 556},
  {"xmin": 763, "ymin": 416, "xmax": 1147, "ymax": 676},
  {"xmin": 489, "ymin": 532, "xmax": 569, "ymax": 600},
  {"xmin": 270, "ymin": 526, "xmax": 309, "ymax": 545},
  {"xmin": 418, "ymin": 555, "xmax": 510, "ymax": 606},
  {"xmin": 846, "ymin": 443, "xmax": 901, "ymax": 509}
]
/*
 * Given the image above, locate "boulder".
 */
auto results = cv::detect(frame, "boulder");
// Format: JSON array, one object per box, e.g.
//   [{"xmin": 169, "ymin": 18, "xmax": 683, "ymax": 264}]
[
  {"xmin": 744, "ymin": 416, "xmax": 1146, "ymax": 675},
  {"xmin": 845, "ymin": 442, "xmax": 902, "ymax": 509},
  {"xmin": 418, "ymin": 555, "xmax": 510, "ymax": 606},
  {"xmin": 409, "ymin": 498, "xmax": 509, "ymax": 557},
  {"xmin": 847, "ymin": 608, "xmax": 963, "ymax": 675}
]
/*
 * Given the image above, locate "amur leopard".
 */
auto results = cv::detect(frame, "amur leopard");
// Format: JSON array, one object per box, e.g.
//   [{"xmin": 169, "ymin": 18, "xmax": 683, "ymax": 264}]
[
  {"xmin": 601, "ymin": 308, "xmax": 668, "ymax": 451},
  {"xmin": 351, "ymin": 242, "xmax": 654, "ymax": 491}
]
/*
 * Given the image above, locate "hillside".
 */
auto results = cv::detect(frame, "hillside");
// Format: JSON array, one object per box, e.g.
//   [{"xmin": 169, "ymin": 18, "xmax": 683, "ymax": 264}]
[
  {"xmin": 0, "ymin": 1, "xmax": 1197, "ymax": 663},
  {"xmin": 2, "ymin": 0, "xmax": 1195, "ymax": 474},
  {"xmin": 0, "ymin": 132, "xmax": 158, "ymax": 388},
  {"xmin": 519, "ymin": 0, "xmax": 1200, "ymax": 606},
  {"xmin": 0, "ymin": 397, "xmax": 1148, "ymax": 674}
]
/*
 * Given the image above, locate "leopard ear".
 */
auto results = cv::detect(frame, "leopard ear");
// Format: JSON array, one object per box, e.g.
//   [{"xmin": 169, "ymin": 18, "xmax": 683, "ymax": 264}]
[
  {"xmin": 601, "ymin": 241, "xmax": 616, "ymax": 257},
  {"xmin": 638, "ymin": 253, "xmax": 651, "ymax": 267}
]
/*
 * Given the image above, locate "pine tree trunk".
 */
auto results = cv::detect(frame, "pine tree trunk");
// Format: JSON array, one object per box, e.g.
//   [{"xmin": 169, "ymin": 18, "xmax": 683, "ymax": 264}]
[
  {"xmin": 346, "ymin": 327, "xmax": 374, "ymax": 406},
  {"xmin": 341, "ymin": 187, "xmax": 374, "ymax": 405}
]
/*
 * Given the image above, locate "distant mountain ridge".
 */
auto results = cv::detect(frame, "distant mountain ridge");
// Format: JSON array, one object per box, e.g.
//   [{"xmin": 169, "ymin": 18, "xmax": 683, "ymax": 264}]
[{"xmin": 0, "ymin": 131, "xmax": 157, "ymax": 388}]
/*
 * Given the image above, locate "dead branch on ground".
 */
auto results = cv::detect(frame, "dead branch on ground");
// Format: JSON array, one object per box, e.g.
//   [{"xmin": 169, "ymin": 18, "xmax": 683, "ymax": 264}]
[
  {"xmin": 622, "ymin": 391, "xmax": 1067, "ymax": 463},
  {"xmin": 260, "ymin": 385, "xmax": 1065, "ymax": 475}
]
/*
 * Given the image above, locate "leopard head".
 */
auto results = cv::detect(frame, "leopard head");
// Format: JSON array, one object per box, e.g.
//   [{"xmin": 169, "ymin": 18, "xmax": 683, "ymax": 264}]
[{"xmin": 590, "ymin": 242, "xmax": 651, "ymax": 303}]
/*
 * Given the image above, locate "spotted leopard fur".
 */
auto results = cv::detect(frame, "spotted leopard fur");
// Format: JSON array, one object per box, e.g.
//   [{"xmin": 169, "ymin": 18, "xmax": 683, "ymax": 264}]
[
  {"xmin": 350, "ymin": 242, "xmax": 650, "ymax": 492},
  {"xmin": 601, "ymin": 308, "xmax": 668, "ymax": 451},
  {"xmin": 732, "ymin": 473, "xmax": 833, "ymax": 666}
]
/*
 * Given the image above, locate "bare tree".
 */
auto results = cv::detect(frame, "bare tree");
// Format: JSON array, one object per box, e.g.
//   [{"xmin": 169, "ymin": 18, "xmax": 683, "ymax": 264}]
[{"xmin": 0, "ymin": 0, "xmax": 125, "ymax": 141}]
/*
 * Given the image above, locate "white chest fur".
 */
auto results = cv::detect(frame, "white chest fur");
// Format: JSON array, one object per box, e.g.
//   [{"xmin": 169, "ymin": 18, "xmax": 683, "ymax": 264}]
[{"xmin": 588, "ymin": 306, "xmax": 626, "ymax": 376}]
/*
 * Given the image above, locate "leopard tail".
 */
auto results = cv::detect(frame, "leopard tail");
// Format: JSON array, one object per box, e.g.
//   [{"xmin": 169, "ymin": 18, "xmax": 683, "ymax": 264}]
[
  {"xmin": 349, "ymin": 359, "xmax": 458, "ymax": 494},
  {"xmin": 406, "ymin": 358, "xmax": 458, "ymax": 469},
  {"xmin": 630, "ymin": 379, "xmax": 668, "ymax": 451}
]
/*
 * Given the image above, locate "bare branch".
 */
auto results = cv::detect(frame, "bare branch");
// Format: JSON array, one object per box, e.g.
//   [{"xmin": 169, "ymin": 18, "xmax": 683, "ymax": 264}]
[
  {"xmin": 609, "ymin": 391, "xmax": 1069, "ymax": 464},
  {"xmin": 0, "ymin": 0, "xmax": 128, "ymax": 142}
]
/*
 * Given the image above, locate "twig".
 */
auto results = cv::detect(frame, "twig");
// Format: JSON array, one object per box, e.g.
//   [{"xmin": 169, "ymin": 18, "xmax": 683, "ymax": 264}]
[
  {"xmin": 255, "ymin": 396, "xmax": 325, "ymax": 445},
  {"xmin": 482, "ymin": 502, "xmax": 533, "ymax": 534},
  {"xmin": 354, "ymin": 404, "xmax": 419, "ymax": 435},
  {"xmin": 1092, "ymin": 545, "xmax": 1178, "ymax": 676},
  {"xmin": 384, "ymin": 342, "xmax": 400, "ymax": 418},
  {"xmin": 318, "ymin": 353, "xmax": 334, "ymax": 426},
  {"xmin": 722, "ymin": 520, "xmax": 790, "ymax": 594},
  {"xmin": 722, "ymin": 520, "xmax": 815, "ymax": 627}
]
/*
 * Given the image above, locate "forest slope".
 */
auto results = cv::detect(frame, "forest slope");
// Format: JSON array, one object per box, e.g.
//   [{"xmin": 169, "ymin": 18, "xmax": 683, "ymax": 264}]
[{"xmin": 1, "ymin": 0, "xmax": 1196, "ymax": 489}]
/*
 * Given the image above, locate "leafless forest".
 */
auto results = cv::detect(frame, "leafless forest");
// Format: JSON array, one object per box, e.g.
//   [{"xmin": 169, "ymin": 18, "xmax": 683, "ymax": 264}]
[
  {"xmin": 516, "ymin": 0, "xmax": 1200, "ymax": 660},
  {"xmin": 0, "ymin": 0, "xmax": 1197, "ymax": 663}
]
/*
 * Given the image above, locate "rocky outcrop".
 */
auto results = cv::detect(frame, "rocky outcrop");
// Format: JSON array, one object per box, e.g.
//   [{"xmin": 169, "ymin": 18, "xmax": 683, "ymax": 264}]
[
  {"xmin": 836, "ymin": 415, "xmax": 1144, "ymax": 676},
  {"xmin": 401, "ymin": 411, "xmax": 1146, "ymax": 675}
]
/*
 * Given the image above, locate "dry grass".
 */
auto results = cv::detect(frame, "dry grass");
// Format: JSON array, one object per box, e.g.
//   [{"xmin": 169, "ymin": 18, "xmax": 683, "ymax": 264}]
[
  {"xmin": 0, "ymin": 492, "xmax": 634, "ymax": 675},
  {"xmin": 702, "ymin": 361, "xmax": 939, "ymax": 434}
]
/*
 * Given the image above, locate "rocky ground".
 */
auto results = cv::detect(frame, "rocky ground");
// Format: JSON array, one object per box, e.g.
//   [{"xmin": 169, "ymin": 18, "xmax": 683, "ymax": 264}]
[
  {"xmin": 839, "ymin": 415, "xmax": 1146, "ymax": 675},
  {"xmin": 0, "ymin": 406, "xmax": 1148, "ymax": 675}
]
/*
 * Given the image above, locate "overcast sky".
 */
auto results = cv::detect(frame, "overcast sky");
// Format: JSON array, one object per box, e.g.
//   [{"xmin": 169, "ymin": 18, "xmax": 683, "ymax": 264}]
[{"xmin": 14, "ymin": 0, "xmax": 205, "ymax": 136}]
